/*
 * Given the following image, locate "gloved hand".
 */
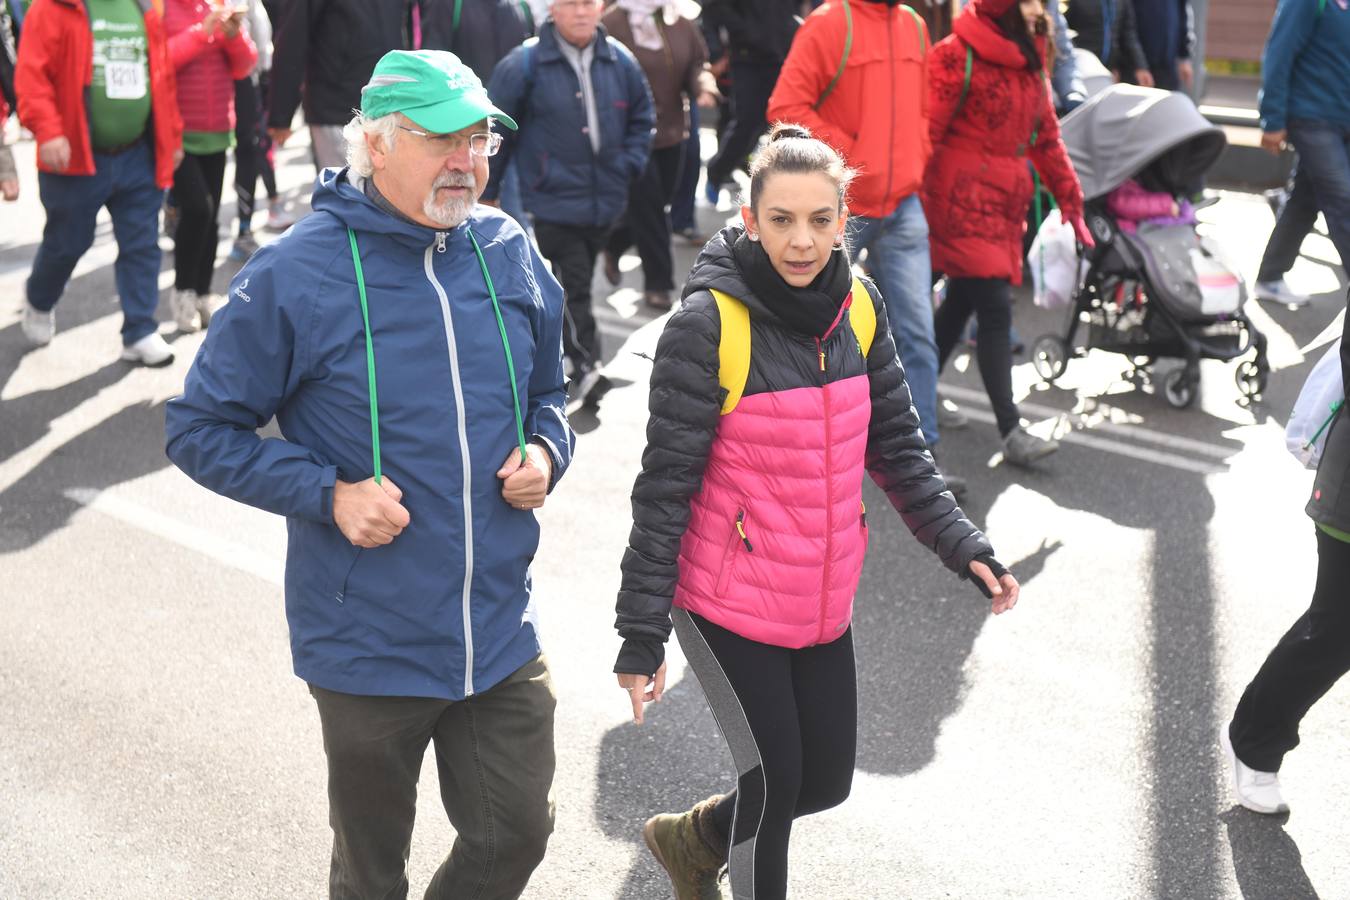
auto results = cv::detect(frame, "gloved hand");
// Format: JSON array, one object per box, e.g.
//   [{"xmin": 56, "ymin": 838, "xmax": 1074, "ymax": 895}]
[{"xmin": 1070, "ymin": 214, "xmax": 1096, "ymax": 249}]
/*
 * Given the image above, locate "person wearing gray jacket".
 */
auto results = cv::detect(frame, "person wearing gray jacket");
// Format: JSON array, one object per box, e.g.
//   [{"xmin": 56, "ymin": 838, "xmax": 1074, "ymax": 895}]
[{"xmin": 1222, "ymin": 295, "xmax": 1350, "ymax": 816}]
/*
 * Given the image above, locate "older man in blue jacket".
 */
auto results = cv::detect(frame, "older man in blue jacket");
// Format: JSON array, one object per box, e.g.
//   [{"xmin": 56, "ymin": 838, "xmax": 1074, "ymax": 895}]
[
  {"xmin": 484, "ymin": 0, "xmax": 654, "ymax": 405},
  {"xmin": 166, "ymin": 50, "xmax": 573, "ymax": 900}
]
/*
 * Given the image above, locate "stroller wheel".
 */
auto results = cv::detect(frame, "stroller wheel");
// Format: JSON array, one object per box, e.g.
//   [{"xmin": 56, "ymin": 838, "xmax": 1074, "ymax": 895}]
[
  {"xmin": 1162, "ymin": 367, "xmax": 1198, "ymax": 409},
  {"xmin": 1032, "ymin": 335, "xmax": 1069, "ymax": 383},
  {"xmin": 1235, "ymin": 360, "xmax": 1267, "ymax": 399}
]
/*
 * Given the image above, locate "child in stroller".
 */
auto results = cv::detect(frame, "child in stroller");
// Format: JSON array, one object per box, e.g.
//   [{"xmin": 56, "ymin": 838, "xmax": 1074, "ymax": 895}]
[{"xmin": 1030, "ymin": 84, "xmax": 1270, "ymax": 409}]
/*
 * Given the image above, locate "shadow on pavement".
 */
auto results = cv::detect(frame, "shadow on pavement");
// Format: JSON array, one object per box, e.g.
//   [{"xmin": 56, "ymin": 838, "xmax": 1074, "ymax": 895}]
[{"xmin": 1221, "ymin": 807, "xmax": 1320, "ymax": 900}]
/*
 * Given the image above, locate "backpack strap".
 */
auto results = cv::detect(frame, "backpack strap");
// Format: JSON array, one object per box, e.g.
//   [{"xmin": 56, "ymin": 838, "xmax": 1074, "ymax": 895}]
[
  {"xmin": 713, "ymin": 277, "xmax": 874, "ymax": 415},
  {"xmin": 814, "ymin": 0, "xmax": 855, "ymax": 110},
  {"xmin": 712, "ymin": 290, "xmax": 752, "ymax": 415},
  {"xmin": 900, "ymin": 4, "xmax": 927, "ymax": 54},
  {"xmin": 849, "ymin": 277, "xmax": 875, "ymax": 357},
  {"xmin": 953, "ymin": 44, "xmax": 973, "ymax": 121}
]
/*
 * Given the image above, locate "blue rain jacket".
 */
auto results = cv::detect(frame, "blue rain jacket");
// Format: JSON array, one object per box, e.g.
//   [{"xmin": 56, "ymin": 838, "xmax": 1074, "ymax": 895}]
[
  {"xmin": 166, "ymin": 168, "xmax": 574, "ymax": 701},
  {"xmin": 1259, "ymin": 0, "xmax": 1350, "ymax": 133}
]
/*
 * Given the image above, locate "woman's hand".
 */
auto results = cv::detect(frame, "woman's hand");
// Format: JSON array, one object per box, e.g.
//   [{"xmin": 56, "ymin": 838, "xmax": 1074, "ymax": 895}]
[
  {"xmin": 617, "ymin": 662, "xmax": 667, "ymax": 725},
  {"xmin": 1069, "ymin": 214, "xmax": 1095, "ymax": 249},
  {"xmin": 968, "ymin": 559, "xmax": 1019, "ymax": 615}
]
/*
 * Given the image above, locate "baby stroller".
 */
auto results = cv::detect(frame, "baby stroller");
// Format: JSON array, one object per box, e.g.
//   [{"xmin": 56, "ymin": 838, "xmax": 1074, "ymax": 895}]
[{"xmin": 1030, "ymin": 85, "xmax": 1270, "ymax": 408}]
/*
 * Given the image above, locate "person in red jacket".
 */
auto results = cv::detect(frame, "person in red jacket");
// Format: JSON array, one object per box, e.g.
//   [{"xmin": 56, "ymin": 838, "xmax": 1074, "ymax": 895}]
[
  {"xmin": 15, "ymin": 0, "xmax": 184, "ymax": 365},
  {"xmin": 923, "ymin": 0, "xmax": 1090, "ymax": 467},
  {"xmin": 164, "ymin": 0, "xmax": 257, "ymax": 333},
  {"xmin": 767, "ymin": 0, "xmax": 968, "ymax": 495}
]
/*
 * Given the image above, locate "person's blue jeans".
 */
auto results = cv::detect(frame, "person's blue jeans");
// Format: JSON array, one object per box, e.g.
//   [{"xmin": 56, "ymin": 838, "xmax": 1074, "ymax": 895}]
[
  {"xmin": 848, "ymin": 194, "xmax": 939, "ymax": 447},
  {"xmin": 27, "ymin": 140, "xmax": 164, "ymax": 345},
  {"xmin": 1286, "ymin": 118, "xmax": 1350, "ymax": 276},
  {"xmin": 1257, "ymin": 154, "xmax": 1320, "ymax": 283},
  {"xmin": 670, "ymin": 102, "xmax": 702, "ymax": 234}
]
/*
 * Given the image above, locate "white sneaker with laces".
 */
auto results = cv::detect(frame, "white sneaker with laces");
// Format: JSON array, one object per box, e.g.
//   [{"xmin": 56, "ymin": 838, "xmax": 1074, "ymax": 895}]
[
  {"xmin": 1254, "ymin": 278, "xmax": 1310, "ymax": 308},
  {"xmin": 22, "ymin": 304, "xmax": 55, "ymax": 346},
  {"xmin": 172, "ymin": 288, "xmax": 201, "ymax": 332},
  {"xmin": 266, "ymin": 203, "xmax": 297, "ymax": 231},
  {"xmin": 1220, "ymin": 725, "xmax": 1289, "ymax": 815},
  {"xmin": 1002, "ymin": 425, "xmax": 1059, "ymax": 467},
  {"xmin": 120, "ymin": 332, "xmax": 175, "ymax": 368}
]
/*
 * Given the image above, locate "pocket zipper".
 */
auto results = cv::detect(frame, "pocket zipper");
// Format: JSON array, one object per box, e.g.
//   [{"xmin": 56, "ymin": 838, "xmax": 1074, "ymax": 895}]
[{"xmin": 735, "ymin": 508, "xmax": 754, "ymax": 553}]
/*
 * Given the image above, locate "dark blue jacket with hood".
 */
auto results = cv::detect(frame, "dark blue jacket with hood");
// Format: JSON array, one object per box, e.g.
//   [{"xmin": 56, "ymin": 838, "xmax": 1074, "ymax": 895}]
[
  {"xmin": 166, "ymin": 167, "xmax": 574, "ymax": 701},
  {"xmin": 483, "ymin": 20, "xmax": 654, "ymax": 227}
]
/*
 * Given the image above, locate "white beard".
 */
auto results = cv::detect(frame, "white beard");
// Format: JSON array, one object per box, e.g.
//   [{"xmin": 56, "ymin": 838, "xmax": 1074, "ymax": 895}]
[{"xmin": 424, "ymin": 171, "xmax": 478, "ymax": 227}]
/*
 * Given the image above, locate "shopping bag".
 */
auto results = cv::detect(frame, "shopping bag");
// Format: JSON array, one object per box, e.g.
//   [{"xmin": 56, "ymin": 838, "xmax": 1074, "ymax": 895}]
[
  {"xmin": 1286, "ymin": 338, "xmax": 1345, "ymax": 469},
  {"xmin": 1028, "ymin": 209, "xmax": 1079, "ymax": 310}
]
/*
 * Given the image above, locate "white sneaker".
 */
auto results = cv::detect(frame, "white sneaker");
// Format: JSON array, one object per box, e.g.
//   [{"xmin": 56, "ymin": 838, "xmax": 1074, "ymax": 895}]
[
  {"xmin": 1254, "ymin": 279, "xmax": 1310, "ymax": 308},
  {"xmin": 265, "ymin": 203, "xmax": 297, "ymax": 231},
  {"xmin": 171, "ymin": 288, "xmax": 201, "ymax": 332},
  {"xmin": 120, "ymin": 332, "xmax": 175, "ymax": 368},
  {"xmin": 21, "ymin": 304, "xmax": 55, "ymax": 346},
  {"xmin": 1220, "ymin": 725, "xmax": 1289, "ymax": 815},
  {"xmin": 1002, "ymin": 425, "xmax": 1060, "ymax": 466},
  {"xmin": 195, "ymin": 292, "xmax": 222, "ymax": 329}
]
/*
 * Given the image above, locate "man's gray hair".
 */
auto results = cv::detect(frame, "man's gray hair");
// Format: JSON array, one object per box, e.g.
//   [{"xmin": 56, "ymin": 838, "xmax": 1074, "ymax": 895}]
[{"xmin": 343, "ymin": 112, "xmax": 400, "ymax": 177}]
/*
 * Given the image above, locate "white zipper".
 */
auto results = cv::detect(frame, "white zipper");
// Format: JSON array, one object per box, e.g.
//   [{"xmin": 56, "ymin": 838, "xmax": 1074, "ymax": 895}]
[{"xmin": 425, "ymin": 234, "xmax": 476, "ymax": 697}]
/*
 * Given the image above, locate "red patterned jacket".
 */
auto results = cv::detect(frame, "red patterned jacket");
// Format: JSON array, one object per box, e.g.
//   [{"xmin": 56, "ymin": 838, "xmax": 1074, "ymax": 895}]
[{"xmin": 922, "ymin": 0, "xmax": 1083, "ymax": 284}]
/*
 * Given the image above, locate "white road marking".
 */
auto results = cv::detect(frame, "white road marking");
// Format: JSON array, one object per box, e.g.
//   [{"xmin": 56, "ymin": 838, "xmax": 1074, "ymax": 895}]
[
  {"xmin": 65, "ymin": 487, "xmax": 284, "ymax": 586},
  {"xmin": 942, "ymin": 383, "xmax": 1237, "ymax": 463}
]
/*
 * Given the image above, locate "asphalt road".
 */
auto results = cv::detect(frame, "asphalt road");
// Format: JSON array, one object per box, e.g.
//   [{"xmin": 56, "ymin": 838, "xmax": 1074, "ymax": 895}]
[{"xmin": 1, "ymin": 130, "xmax": 1348, "ymax": 900}]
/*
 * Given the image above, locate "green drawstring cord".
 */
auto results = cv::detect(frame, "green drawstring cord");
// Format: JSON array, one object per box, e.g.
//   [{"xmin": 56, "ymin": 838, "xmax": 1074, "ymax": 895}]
[
  {"xmin": 348, "ymin": 228, "xmax": 382, "ymax": 485},
  {"xmin": 467, "ymin": 226, "xmax": 529, "ymax": 465},
  {"xmin": 347, "ymin": 226, "xmax": 529, "ymax": 487},
  {"xmin": 1306, "ymin": 399, "xmax": 1345, "ymax": 451}
]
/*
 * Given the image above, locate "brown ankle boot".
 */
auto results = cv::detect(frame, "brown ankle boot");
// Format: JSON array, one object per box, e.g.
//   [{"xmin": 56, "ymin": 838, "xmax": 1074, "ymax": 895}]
[{"xmin": 643, "ymin": 794, "xmax": 728, "ymax": 899}]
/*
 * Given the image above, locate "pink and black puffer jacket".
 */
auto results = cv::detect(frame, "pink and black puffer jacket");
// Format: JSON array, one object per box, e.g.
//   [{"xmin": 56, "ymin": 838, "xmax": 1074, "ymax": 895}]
[{"xmin": 614, "ymin": 227, "xmax": 993, "ymax": 673}]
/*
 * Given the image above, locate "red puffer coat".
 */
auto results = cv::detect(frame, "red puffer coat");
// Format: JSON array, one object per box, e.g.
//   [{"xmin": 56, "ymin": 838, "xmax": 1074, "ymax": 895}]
[
  {"xmin": 164, "ymin": 0, "xmax": 257, "ymax": 135},
  {"xmin": 922, "ymin": 0, "xmax": 1083, "ymax": 284}
]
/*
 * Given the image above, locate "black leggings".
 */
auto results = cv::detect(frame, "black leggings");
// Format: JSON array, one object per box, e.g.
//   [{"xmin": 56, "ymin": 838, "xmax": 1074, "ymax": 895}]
[
  {"xmin": 233, "ymin": 75, "xmax": 277, "ymax": 236},
  {"xmin": 173, "ymin": 150, "xmax": 227, "ymax": 295},
  {"xmin": 934, "ymin": 276, "xmax": 1020, "ymax": 437},
  {"xmin": 606, "ymin": 143, "xmax": 684, "ymax": 292},
  {"xmin": 673, "ymin": 608, "xmax": 856, "ymax": 900},
  {"xmin": 1230, "ymin": 528, "xmax": 1350, "ymax": 771}
]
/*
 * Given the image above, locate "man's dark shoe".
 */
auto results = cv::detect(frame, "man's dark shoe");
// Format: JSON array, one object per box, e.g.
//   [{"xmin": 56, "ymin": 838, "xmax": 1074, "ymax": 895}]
[{"xmin": 643, "ymin": 290, "xmax": 673, "ymax": 311}]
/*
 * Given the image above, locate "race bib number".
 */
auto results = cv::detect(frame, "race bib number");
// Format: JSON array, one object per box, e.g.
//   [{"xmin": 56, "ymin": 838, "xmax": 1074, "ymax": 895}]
[{"xmin": 106, "ymin": 61, "xmax": 147, "ymax": 100}]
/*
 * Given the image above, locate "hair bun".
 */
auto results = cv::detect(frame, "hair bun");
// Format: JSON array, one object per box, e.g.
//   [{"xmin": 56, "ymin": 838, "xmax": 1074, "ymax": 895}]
[{"xmin": 768, "ymin": 123, "xmax": 813, "ymax": 144}]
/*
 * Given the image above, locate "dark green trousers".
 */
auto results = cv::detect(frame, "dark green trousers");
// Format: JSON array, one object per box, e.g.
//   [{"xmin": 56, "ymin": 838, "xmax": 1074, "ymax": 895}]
[{"xmin": 309, "ymin": 654, "xmax": 556, "ymax": 900}]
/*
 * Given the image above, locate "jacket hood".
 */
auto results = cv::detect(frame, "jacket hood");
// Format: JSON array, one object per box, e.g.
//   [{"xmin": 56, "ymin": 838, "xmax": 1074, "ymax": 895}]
[
  {"xmin": 954, "ymin": 2, "xmax": 1036, "ymax": 70},
  {"xmin": 682, "ymin": 225, "xmax": 777, "ymax": 322}
]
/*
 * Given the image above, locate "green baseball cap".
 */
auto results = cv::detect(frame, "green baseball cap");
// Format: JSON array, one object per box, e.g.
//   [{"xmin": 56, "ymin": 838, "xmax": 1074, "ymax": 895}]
[{"xmin": 360, "ymin": 50, "xmax": 518, "ymax": 133}]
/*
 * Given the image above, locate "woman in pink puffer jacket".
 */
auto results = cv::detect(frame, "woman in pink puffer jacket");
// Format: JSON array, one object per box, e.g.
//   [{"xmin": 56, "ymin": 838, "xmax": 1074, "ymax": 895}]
[{"xmin": 612, "ymin": 123, "xmax": 1021, "ymax": 900}]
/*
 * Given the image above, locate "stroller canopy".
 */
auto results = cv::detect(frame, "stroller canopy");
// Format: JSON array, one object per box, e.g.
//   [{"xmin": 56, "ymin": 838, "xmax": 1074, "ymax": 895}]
[{"xmin": 1060, "ymin": 84, "xmax": 1227, "ymax": 201}]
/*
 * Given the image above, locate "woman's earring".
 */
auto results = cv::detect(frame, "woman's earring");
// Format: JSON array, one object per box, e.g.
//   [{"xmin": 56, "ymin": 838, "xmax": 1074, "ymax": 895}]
[
  {"xmin": 748, "ymin": 233, "xmax": 760, "ymax": 242},
  {"xmin": 833, "ymin": 237, "xmax": 845, "ymax": 250}
]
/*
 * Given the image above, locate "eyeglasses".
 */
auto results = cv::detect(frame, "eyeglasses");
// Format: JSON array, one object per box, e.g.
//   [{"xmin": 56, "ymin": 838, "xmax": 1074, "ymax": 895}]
[{"xmin": 396, "ymin": 125, "xmax": 504, "ymax": 158}]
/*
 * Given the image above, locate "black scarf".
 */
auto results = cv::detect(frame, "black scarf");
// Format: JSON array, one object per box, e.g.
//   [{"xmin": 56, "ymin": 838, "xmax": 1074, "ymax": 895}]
[{"xmin": 731, "ymin": 232, "xmax": 852, "ymax": 339}]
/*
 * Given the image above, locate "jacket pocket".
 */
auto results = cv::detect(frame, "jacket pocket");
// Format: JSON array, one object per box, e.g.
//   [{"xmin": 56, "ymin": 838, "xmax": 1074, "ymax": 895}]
[
  {"xmin": 333, "ymin": 547, "xmax": 363, "ymax": 604},
  {"xmin": 714, "ymin": 505, "xmax": 754, "ymax": 597}
]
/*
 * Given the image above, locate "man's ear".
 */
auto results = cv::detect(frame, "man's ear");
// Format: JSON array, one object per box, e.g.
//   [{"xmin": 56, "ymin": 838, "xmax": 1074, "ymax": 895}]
[{"xmin": 366, "ymin": 131, "xmax": 389, "ymax": 171}]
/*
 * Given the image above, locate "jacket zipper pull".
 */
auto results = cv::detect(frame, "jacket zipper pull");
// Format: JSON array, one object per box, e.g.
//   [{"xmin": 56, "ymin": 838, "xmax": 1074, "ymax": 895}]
[
  {"xmin": 736, "ymin": 509, "xmax": 754, "ymax": 552},
  {"xmin": 435, "ymin": 232, "xmax": 447, "ymax": 253},
  {"xmin": 860, "ymin": 501, "xmax": 867, "ymax": 527},
  {"xmin": 815, "ymin": 337, "xmax": 826, "ymax": 372}
]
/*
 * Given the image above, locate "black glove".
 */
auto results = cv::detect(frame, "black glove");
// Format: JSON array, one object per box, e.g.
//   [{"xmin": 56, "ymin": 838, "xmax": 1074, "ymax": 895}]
[
  {"xmin": 964, "ymin": 552, "xmax": 1009, "ymax": 599},
  {"xmin": 613, "ymin": 637, "xmax": 665, "ymax": 676}
]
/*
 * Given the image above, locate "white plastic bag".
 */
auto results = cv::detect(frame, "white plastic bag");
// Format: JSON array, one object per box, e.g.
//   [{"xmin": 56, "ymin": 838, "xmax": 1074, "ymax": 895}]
[
  {"xmin": 1028, "ymin": 209, "xmax": 1079, "ymax": 310},
  {"xmin": 1286, "ymin": 337, "xmax": 1345, "ymax": 469}
]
